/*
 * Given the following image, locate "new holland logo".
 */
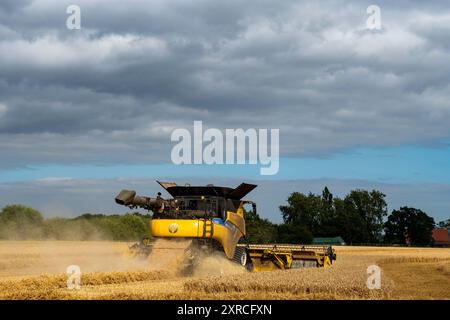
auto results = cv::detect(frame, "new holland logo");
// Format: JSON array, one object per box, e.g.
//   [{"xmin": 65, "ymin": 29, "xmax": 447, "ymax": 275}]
[{"xmin": 168, "ymin": 223, "xmax": 178, "ymax": 233}]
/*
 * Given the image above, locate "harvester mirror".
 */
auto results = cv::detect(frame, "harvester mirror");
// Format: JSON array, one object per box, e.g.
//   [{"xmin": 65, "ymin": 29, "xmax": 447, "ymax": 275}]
[
  {"xmin": 252, "ymin": 202, "xmax": 257, "ymax": 216},
  {"xmin": 115, "ymin": 189, "xmax": 136, "ymax": 206}
]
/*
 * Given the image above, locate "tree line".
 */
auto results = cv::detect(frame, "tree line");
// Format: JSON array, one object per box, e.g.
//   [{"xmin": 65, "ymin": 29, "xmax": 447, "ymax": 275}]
[
  {"xmin": 0, "ymin": 187, "xmax": 448, "ymax": 245},
  {"xmin": 0, "ymin": 205, "xmax": 151, "ymax": 241},
  {"xmin": 245, "ymin": 187, "xmax": 445, "ymax": 246}
]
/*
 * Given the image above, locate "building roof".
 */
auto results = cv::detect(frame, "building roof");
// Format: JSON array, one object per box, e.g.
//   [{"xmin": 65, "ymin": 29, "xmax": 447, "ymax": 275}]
[
  {"xmin": 432, "ymin": 228, "xmax": 450, "ymax": 244},
  {"xmin": 313, "ymin": 237, "xmax": 345, "ymax": 244}
]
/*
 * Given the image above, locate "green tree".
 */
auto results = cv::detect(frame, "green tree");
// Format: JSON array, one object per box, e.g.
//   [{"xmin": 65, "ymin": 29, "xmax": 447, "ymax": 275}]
[
  {"xmin": 279, "ymin": 187, "xmax": 387, "ymax": 244},
  {"xmin": 276, "ymin": 223, "xmax": 313, "ymax": 244},
  {"xmin": 339, "ymin": 190, "xmax": 387, "ymax": 243},
  {"xmin": 0, "ymin": 205, "xmax": 44, "ymax": 239},
  {"xmin": 84, "ymin": 214, "xmax": 150, "ymax": 240},
  {"xmin": 279, "ymin": 192, "xmax": 322, "ymax": 233},
  {"xmin": 34, "ymin": 211, "xmax": 152, "ymax": 241},
  {"xmin": 384, "ymin": 207, "xmax": 435, "ymax": 246},
  {"xmin": 243, "ymin": 210, "xmax": 278, "ymax": 244},
  {"xmin": 438, "ymin": 219, "xmax": 450, "ymax": 230},
  {"xmin": 316, "ymin": 187, "xmax": 339, "ymax": 237},
  {"xmin": 333, "ymin": 197, "xmax": 366, "ymax": 244}
]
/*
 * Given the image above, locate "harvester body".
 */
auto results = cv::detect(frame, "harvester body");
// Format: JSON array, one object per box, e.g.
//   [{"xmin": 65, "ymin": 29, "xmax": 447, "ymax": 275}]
[{"xmin": 115, "ymin": 181, "xmax": 336, "ymax": 272}]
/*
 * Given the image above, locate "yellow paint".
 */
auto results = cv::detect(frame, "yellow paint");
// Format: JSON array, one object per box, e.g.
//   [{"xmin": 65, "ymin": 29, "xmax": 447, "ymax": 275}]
[
  {"xmin": 149, "ymin": 216, "xmax": 244, "ymax": 259},
  {"xmin": 150, "ymin": 219, "xmax": 201, "ymax": 238},
  {"xmin": 148, "ymin": 200, "xmax": 334, "ymax": 271},
  {"xmin": 323, "ymin": 256, "xmax": 332, "ymax": 267},
  {"xmin": 225, "ymin": 211, "xmax": 246, "ymax": 236}
]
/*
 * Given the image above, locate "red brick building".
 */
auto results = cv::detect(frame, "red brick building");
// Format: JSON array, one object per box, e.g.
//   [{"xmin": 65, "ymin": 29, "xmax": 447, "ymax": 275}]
[{"xmin": 432, "ymin": 228, "xmax": 450, "ymax": 247}]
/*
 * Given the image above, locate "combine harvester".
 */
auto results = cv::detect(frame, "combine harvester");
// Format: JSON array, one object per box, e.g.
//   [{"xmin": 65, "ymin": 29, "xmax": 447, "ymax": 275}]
[{"xmin": 115, "ymin": 181, "xmax": 336, "ymax": 272}]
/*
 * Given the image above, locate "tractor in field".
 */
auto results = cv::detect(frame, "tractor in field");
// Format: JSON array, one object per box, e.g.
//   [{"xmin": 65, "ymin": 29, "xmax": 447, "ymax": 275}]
[{"xmin": 115, "ymin": 181, "xmax": 336, "ymax": 272}]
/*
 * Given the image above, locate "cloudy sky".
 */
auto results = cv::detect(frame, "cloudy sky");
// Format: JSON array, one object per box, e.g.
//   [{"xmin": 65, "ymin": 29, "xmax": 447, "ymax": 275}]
[{"xmin": 0, "ymin": 0, "xmax": 449, "ymax": 222}]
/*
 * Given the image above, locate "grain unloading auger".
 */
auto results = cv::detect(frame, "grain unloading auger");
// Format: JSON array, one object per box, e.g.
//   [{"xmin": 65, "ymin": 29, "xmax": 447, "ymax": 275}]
[{"xmin": 115, "ymin": 181, "xmax": 336, "ymax": 272}]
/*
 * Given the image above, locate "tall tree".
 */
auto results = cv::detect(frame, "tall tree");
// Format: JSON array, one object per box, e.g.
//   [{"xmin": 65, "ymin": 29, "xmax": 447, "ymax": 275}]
[
  {"xmin": 279, "ymin": 192, "xmax": 322, "ymax": 233},
  {"xmin": 384, "ymin": 207, "xmax": 435, "ymax": 246},
  {"xmin": 316, "ymin": 187, "xmax": 339, "ymax": 237},
  {"xmin": 334, "ymin": 197, "xmax": 366, "ymax": 244},
  {"xmin": 341, "ymin": 189, "xmax": 387, "ymax": 243}
]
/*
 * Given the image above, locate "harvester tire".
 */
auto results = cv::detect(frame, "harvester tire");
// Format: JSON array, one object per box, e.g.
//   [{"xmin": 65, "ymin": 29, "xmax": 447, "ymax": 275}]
[
  {"xmin": 240, "ymin": 250, "xmax": 247, "ymax": 266},
  {"xmin": 234, "ymin": 246, "xmax": 253, "ymax": 271}
]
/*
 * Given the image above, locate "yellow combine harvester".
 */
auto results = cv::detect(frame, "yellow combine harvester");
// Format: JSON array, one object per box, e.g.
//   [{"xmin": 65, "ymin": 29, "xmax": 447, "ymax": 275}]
[{"xmin": 115, "ymin": 181, "xmax": 336, "ymax": 272}]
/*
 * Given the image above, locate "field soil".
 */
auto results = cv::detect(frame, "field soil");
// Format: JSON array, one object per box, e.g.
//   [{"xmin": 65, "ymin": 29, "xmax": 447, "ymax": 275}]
[{"xmin": 0, "ymin": 241, "xmax": 448, "ymax": 300}]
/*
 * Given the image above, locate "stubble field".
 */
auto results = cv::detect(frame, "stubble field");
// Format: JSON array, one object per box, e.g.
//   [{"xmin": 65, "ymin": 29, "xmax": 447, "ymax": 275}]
[{"xmin": 0, "ymin": 241, "xmax": 449, "ymax": 300}]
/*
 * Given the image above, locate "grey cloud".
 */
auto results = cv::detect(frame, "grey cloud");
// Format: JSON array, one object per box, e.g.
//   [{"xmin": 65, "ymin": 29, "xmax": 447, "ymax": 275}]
[{"xmin": 1, "ymin": 1, "xmax": 450, "ymax": 169}]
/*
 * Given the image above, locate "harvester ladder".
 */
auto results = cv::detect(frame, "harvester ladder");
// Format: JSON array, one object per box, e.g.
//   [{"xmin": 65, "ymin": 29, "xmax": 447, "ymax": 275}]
[{"xmin": 203, "ymin": 219, "xmax": 214, "ymax": 237}]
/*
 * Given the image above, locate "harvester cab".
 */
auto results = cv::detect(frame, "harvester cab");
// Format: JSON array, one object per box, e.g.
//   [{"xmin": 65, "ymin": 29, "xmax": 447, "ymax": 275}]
[{"xmin": 114, "ymin": 181, "xmax": 336, "ymax": 272}]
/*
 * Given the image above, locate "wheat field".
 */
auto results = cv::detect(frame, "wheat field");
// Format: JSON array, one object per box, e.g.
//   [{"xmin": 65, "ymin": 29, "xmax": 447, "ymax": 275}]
[{"xmin": 0, "ymin": 241, "xmax": 449, "ymax": 300}]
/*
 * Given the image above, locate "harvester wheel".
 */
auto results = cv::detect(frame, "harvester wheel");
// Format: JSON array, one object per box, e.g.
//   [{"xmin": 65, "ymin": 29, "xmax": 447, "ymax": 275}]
[
  {"xmin": 234, "ymin": 246, "xmax": 253, "ymax": 271},
  {"xmin": 240, "ymin": 250, "xmax": 247, "ymax": 266}
]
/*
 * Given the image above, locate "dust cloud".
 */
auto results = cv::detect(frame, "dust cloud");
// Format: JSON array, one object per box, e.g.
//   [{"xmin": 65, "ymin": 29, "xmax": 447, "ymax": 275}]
[
  {"xmin": 0, "ymin": 239, "xmax": 246, "ymax": 279},
  {"xmin": 146, "ymin": 238, "xmax": 194, "ymax": 273},
  {"xmin": 0, "ymin": 241, "xmax": 150, "ymax": 277},
  {"xmin": 146, "ymin": 238, "xmax": 245, "ymax": 277},
  {"xmin": 193, "ymin": 251, "xmax": 246, "ymax": 277}
]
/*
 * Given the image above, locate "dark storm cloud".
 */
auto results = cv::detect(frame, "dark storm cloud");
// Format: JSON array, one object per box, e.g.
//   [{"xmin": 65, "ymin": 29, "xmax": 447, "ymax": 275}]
[{"xmin": 1, "ymin": 0, "xmax": 450, "ymax": 169}]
